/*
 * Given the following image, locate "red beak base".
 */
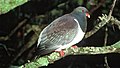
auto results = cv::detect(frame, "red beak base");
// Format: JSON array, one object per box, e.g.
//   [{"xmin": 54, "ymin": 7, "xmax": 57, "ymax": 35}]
[{"xmin": 86, "ymin": 13, "xmax": 90, "ymax": 18}]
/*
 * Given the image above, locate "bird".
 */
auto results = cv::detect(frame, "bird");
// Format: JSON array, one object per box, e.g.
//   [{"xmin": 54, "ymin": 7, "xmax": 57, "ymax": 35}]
[{"xmin": 35, "ymin": 6, "xmax": 90, "ymax": 56}]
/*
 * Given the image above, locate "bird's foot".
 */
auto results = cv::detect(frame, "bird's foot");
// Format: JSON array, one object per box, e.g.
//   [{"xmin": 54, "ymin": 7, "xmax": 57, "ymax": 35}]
[
  {"xmin": 55, "ymin": 45, "xmax": 78, "ymax": 57},
  {"xmin": 71, "ymin": 45, "xmax": 78, "ymax": 48},
  {"xmin": 55, "ymin": 50, "xmax": 65, "ymax": 57}
]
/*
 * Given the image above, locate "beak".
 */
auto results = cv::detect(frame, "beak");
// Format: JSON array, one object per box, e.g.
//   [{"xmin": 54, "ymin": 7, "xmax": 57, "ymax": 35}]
[{"xmin": 86, "ymin": 13, "xmax": 90, "ymax": 18}]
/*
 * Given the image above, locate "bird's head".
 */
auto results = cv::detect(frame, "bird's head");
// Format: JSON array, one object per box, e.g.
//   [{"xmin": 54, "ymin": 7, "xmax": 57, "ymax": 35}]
[{"xmin": 73, "ymin": 7, "xmax": 90, "ymax": 18}]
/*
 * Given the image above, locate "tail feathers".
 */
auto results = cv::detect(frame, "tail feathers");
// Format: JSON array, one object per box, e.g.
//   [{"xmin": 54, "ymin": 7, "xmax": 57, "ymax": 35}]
[
  {"xmin": 31, "ymin": 47, "xmax": 56, "ymax": 60},
  {"xmin": 34, "ymin": 47, "xmax": 54, "ymax": 57}
]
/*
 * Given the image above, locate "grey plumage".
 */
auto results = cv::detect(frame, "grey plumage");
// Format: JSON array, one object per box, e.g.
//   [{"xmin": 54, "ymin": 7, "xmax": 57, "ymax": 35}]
[{"xmin": 36, "ymin": 7, "xmax": 89, "ymax": 55}]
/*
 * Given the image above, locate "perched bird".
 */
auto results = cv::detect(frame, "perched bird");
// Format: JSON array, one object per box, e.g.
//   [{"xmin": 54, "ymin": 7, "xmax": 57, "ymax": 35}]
[{"xmin": 36, "ymin": 6, "xmax": 90, "ymax": 56}]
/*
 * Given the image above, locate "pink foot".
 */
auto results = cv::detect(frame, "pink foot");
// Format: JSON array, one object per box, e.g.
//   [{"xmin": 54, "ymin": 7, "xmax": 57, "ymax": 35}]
[
  {"xmin": 72, "ymin": 45, "xmax": 78, "ymax": 48},
  {"xmin": 55, "ymin": 50, "xmax": 64, "ymax": 57}
]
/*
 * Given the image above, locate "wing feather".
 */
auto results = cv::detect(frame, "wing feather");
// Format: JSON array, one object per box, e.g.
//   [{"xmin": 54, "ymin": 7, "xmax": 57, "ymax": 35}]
[{"xmin": 37, "ymin": 14, "xmax": 78, "ymax": 55}]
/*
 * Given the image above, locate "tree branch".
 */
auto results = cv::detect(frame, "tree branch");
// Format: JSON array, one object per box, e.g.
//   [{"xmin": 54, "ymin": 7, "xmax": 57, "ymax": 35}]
[
  {"xmin": 85, "ymin": 0, "xmax": 117, "ymax": 38},
  {"xmin": 19, "ymin": 39, "xmax": 120, "ymax": 68},
  {"xmin": 0, "ymin": 19, "xmax": 27, "ymax": 41}
]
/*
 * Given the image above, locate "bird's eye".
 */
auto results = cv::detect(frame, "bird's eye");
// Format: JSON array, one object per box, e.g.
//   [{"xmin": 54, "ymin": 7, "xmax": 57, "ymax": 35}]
[{"xmin": 82, "ymin": 9, "xmax": 84, "ymax": 12}]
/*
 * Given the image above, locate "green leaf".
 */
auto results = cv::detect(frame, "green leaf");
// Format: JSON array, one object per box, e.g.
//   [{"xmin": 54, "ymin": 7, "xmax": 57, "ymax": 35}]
[
  {"xmin": 0, "ymin": 0, "xmax": 28, "ymax": 15},
  {"xmin": 113, "ymin": 41, "xmax": 120, "ymax": 48}
]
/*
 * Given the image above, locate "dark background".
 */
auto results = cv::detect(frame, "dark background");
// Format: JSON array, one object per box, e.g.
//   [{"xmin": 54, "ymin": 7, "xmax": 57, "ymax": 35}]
[{"xmin": 0, "ymin": 0, "xmax": 120, "ymax": 68}]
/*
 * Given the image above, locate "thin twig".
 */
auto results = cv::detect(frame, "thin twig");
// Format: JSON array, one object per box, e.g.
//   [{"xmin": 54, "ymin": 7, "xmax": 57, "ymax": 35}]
[
  {"xmin": 8, "ymin": 19, "xmax": 27, "ymax": 38},
  {"xmin": 107, "ymin": 0, "xmax": 117, "ymax": 21},
  {"xmin": 103, "ymin": 0, "xmax": 117, "ymax": 68},
  {"xmin": 0, "ymin": 19, "xmax": 27, "ymax": 41},
  {"xmin": 85, "ymin": 0, "xmax": 117, "ymax": 38},
  {"xmin": 104, "ymin": 27, "xmax": 110, "ymax": 68},
  {"xmin": 104, "ymin": 56, "xmax": 110, "ymax": 68},
  {"xmin": 0, "ymin": 43, "xmax": 10, "ymax": 56},
  {"xmin": 85, "ymin": 15, "xmax": 108, "ymax": 38},
  {"xmin": 104, "ymin": 27, "xmax": 108, "ymax": 46}
]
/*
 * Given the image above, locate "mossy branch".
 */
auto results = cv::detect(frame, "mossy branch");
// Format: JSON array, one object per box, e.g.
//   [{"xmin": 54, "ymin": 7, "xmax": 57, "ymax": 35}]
[{"xmin": 19, "ymin": 38, "xmax": 120, "ymax": 68}]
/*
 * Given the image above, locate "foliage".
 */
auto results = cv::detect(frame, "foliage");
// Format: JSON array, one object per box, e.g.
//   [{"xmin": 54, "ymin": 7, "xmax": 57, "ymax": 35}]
[{"xmin": 0, "ymin": 0, "xmax": 28, "ymax": 15}]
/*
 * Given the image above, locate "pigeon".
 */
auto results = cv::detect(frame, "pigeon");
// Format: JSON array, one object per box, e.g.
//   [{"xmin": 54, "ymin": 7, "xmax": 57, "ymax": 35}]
[{"xmin": 36, "ymin": 6, "xmax": 90, "ymax": 56}]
